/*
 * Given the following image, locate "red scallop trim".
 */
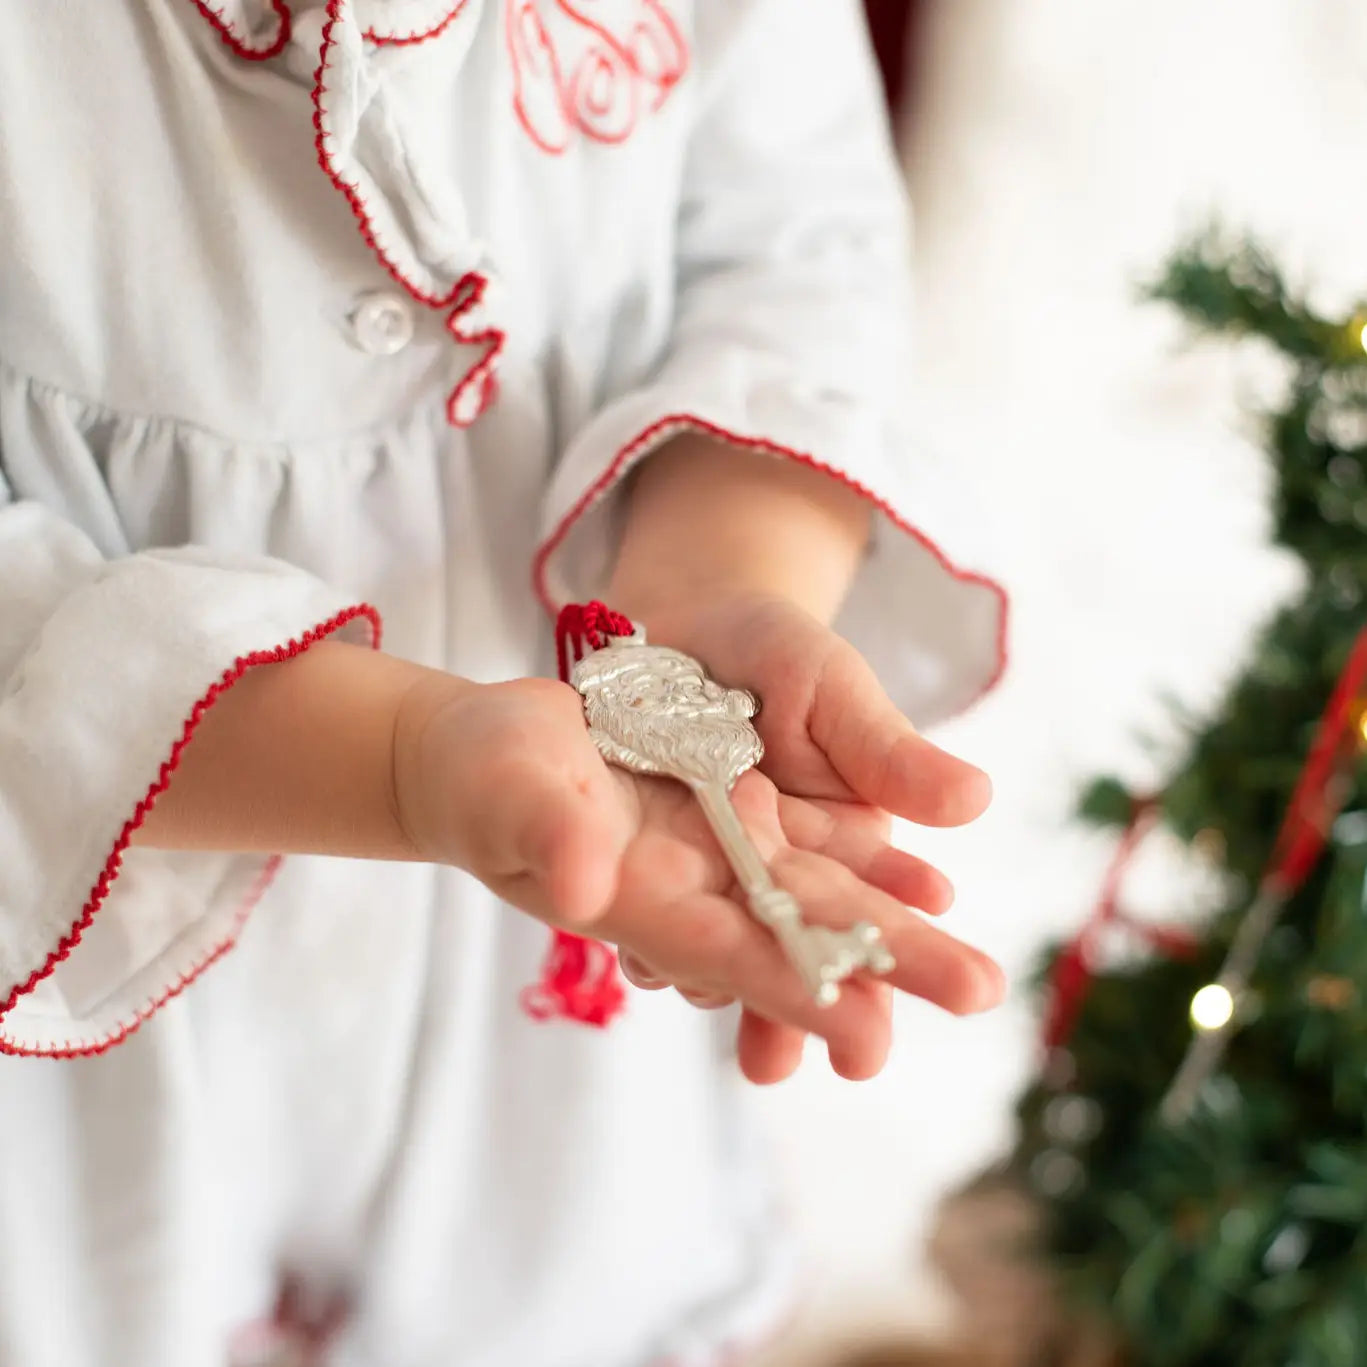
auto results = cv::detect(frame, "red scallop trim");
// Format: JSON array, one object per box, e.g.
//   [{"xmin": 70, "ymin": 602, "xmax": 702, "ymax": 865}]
[
  {"xmin": 443, "ymin": 273, "xmax": 503, "ymax": 426},
  {"xmin": 363, "ymin": 1, "xmax": 468, "ymax": 45},
  {"xmin": 0, "ymin": 604, "xmax": 382, "ymax": 1059},
  {"xmin": 530, "ymin": 415, "xmax": 1010, "ymax": 714},
  {"xmin": 311, "ymin": 1, "xmax": 504, "ymax": 428},
  {"xmin": 185, "ymin": 0, "xmax": 293, "ymax": 60}
]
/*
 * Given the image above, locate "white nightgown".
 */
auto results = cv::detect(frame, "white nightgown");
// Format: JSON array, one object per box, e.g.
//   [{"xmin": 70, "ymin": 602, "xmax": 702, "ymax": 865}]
[{"xmin": 0, "ymin": 2, "xmax": 1007, "ymax": 1364}]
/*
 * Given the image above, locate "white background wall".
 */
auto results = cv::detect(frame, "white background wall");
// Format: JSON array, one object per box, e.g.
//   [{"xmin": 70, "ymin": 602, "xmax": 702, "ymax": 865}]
[{"xmin": 756, "ymin": 2, "xmax": 1367, "ymax": 1359}]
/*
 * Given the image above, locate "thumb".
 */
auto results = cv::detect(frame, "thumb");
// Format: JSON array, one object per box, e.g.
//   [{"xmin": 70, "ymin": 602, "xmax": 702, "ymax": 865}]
[
  {"xmin": 506, "ymin": 734, "xmax": 634, "ymax": 928},
  {"xmin": 810, "ymin": 644, "xmax": 992, "ymax": 826}
]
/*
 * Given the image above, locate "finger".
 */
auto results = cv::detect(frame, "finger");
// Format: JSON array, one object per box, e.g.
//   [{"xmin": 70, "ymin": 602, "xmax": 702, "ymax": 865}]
[
  {"xmin": 737, "ymin": 1010, "xmax": 807, "ymax": 1085},
  {"xmin": 623, "ymin": 879, "xmax": 896, "ymax": 1079},
  {"xmin": 743, "ymin": 858, "xmax": 902, "ymax": 1082},
  {"xmin": 483, "ymin": 685, "xmax": 636, "ymax": 926},
  {"xmin": 777, "ymin": 796, "xmax": 955, "ymax": 914},
  {"xmin": 620, "ymin": 950, "xmax": 736, "ymax": 1006},
  {"xmin": 874, "ymin": 904, "xmax": 1006, "ymax": 1018},
  {"xmin": 824, "ymin": 978, "xmax": 893, "ymax": 1080},
  {"xmin": 808, "ymin": 645, "xmax": 993, "ymax": 827},
  {"xmin": 678, "ymin": 987, "xmax": 735, "ymax": 1010},
  {"xmin": 619, "ymin": 950, "xmax": 670, "ymax": 990},
  {"xmin": 619, "ymin": 767, "xmax": 788, "ymax": 907},
  {"xmin": 747, "ymin": 843, "xmax": 1006, "ymax": 1018},
  {"xmin": 482, "ymin": 775, "xmax": 631, "ymax": 926},
  {"xmin": 524, "ymin": 773, "xmax": 635, "ymax": 926}
]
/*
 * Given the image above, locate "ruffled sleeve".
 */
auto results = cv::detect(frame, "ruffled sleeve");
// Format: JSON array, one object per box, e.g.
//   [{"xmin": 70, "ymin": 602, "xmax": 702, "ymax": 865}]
[
  {"xmin": 0, "ymin": 481, "xmax": 379, "ymax": 1056},
  {"xmin": 536, "ymin": 0, "xmax": 1007, "ymax": 727}
]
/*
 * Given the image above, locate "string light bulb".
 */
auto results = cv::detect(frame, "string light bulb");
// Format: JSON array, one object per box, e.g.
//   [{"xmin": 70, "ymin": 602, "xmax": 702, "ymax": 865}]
[
  {"xmin": 1341, "ymin": 311, "xmax": 1367, "ymax": 358},
  {"xmin": 1190, "ymin": 983, "xmax": 1235, "ymax": 1032}
]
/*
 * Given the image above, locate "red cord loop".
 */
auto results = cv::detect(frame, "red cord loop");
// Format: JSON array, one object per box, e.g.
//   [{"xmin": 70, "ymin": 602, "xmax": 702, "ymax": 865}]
[
  {"xmin": 554, "ymin": 600, "xmax": 636, "ymax": 684},
  {"xmin": 523, "ymin": 602, "xmax": 637, "ymax": 1030}
]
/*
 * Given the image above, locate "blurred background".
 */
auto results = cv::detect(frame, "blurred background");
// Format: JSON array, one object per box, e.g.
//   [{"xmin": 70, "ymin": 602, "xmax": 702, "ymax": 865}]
[{"xmin": 752, "ymin": 2, "xmax": 1367, "ymax": 1361}]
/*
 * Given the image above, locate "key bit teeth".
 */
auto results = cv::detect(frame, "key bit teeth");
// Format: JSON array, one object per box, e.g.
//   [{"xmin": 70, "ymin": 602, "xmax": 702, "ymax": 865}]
[
  {"xmin": 785, "ymin": 925, "xmax": 898, "ymax": 1007},
  {"xmin": 853, "ymin": 924, "xmax": 897, "ymax": 975},
  {"xmin": 850, "ymin": 923, "xmax": 896, "ymax": 976}
]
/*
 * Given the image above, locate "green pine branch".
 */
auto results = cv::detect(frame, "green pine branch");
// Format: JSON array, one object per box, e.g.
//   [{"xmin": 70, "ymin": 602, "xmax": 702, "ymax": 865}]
[
  {"xmin": 1009, "ymin": 233, "xmax": 1367, "ymax": 1367},
  {"xmin": 1146, "ymin": 231, "xmax": 1364, "ymax": 368}
]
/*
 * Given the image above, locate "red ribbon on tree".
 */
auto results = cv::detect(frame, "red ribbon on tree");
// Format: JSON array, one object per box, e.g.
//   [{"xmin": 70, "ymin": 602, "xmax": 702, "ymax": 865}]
[
  {"xmin": 1042, "ymin": 621, "xmax": 1367, "ymax": 1055},
  {"xmin": 519, "ymin": 602, "xmax": 636, "ymax": 1029},
  {"xmin": 1040, "ymin": 797, "xmax": 1193, "ymax": 1051},
  {"xmin": 1266, "ymin": 621, "xmax": 1367, "ymax": 888}
]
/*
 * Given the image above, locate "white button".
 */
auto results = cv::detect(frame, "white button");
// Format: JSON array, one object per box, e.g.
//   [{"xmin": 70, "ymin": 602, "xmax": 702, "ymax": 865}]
[{"xmin": 348, "ymin": 291, "xmax": 415, "ymax": 356}]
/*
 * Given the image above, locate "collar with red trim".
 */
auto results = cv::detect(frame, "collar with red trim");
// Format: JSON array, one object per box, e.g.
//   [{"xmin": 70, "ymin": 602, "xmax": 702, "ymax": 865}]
[{"xmin": 192, "ymin": 0, "xmax": 470, "ymax": 55}]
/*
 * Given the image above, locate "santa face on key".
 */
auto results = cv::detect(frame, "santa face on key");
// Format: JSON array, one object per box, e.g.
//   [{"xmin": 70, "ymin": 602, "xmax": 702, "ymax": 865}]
[{"xmin": 571, "ymin": 644, "xmax": 762, "ymax": 790}]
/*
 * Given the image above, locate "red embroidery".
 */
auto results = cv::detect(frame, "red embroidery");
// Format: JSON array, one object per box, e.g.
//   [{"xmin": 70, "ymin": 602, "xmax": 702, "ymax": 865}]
[
  {"xmin": 311, "ymin": 1, "xmax": 505, "ymax": 428},
  {"xmin": 530, "ymin": 415, "xmax": 1011, "ymax": 717},
  {"xmin": 363, "ymin": 2, "xmax": 469, "ymax": 46},
  {"xmin": 185, "ymin": 0, "xmax": 292, "ymax": 60},
  {"xmin": 507, "ymin": 0, "xmax": 688, "ymax": 154},
  {"xmin": 0, "ymin": 604, "xmax": 382, "ymax": 1059}
]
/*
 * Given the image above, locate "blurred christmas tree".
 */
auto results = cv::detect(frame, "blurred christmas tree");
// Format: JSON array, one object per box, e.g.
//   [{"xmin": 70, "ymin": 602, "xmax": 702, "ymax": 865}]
[{"xmin": 1009, "ymin": 234, "xmax": 1367, "ymax": 1367}]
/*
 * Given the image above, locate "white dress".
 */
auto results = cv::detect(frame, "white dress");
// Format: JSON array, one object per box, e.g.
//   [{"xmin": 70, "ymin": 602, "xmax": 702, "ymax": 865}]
[{"xmin": 0, "ymin": 2, "xmax": 1007, "ymax": 1363}]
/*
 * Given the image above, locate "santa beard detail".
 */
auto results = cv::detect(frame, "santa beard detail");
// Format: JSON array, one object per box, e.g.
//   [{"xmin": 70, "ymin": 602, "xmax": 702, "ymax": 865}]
[{"xmin": 573, "ymin": 646, "xmax": 763, "ymax": 790}]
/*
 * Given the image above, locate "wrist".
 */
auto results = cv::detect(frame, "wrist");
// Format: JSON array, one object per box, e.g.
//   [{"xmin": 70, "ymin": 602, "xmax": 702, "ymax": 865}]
[
  {"xmin": 390, "ymin": 668, "xmax": 482, "ymax": 862},
  {"xmin": 604, "ymin": 581, "xmax": 773, "ymax": 642},
  {"xmin": 608, "ymin": 435, "xmax": 870, "ymax": 629}
]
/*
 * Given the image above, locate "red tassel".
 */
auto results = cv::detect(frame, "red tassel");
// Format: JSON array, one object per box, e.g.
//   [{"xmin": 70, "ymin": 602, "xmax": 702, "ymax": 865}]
[
  {"xmin": 522, "ymin": 602, "xmax": 636, "ymax": 1028},
  {"xmin": 520, "ymin": 931, "xmax": 628, "ymax": 1028}
]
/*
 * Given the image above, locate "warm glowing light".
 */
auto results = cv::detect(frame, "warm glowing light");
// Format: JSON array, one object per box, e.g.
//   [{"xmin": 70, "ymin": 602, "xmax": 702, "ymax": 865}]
[
  {"xmin": 1358, "ymin": 708, "xmax": 1367, "ymax": 746},
  {"xmin": 1359, "ymin": 320, "xmax": 1367, "ymax": 355},
  {"xmin": 1190, "ymin": 983, "xmax": 1235, "ymax": 1032}
]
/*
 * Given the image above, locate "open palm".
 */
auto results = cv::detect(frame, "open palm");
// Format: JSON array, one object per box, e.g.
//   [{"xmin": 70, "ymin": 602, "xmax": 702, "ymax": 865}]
[
  {"xmin": 402, "ymin": 598, "xmax": 1001, "ymax": 1084},
  {"xmin": 595, "ymin": 757, "xmax": 1000, "ymax": 1082}
]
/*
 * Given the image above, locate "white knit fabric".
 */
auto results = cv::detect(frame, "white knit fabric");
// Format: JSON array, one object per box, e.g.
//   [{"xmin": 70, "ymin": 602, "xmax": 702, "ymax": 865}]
[{"xmin": 0, "ymin": 3, "xmax": 1006, "ymax": 1364}]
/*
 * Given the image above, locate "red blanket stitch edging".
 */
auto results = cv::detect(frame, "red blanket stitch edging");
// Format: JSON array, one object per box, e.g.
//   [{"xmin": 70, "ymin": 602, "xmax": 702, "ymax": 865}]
[
  {"xmin": 186, "ymin": 0, "xmax": 292, "ymax": 59},
  {"xmin": 0, "ymin": 604, "xmax": 382, "ymax": 1059},
  {"xmin": 364, "ymin": 1, "xmax": 469, "ymax": 45},
  {"xmin": 530, "ymin": 415, "xmax": 1011, "ymax": 711},
  {"xmin": 311, "ymin": 0, "xmax": 504, "ymax": 427}
]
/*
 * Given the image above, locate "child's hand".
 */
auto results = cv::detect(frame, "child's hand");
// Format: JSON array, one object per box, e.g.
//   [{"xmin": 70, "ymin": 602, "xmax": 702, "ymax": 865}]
[
  {"xmin": 642, "ymin": 592, "xmax": 994, "ymax": 824},
  {"xmin": 392, "ymin": 601, "xmax": 1001, "ymax": 1084},
  {"xmin": 607, "ymin": 591, "xmax": 1003, "ymax": 1081}
]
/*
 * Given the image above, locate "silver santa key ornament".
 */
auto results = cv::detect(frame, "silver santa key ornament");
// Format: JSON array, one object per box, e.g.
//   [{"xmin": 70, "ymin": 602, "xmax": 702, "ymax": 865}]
[{"xmin": 571, "ymin": 630, "xmax": 896, "ymax": 1006}]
